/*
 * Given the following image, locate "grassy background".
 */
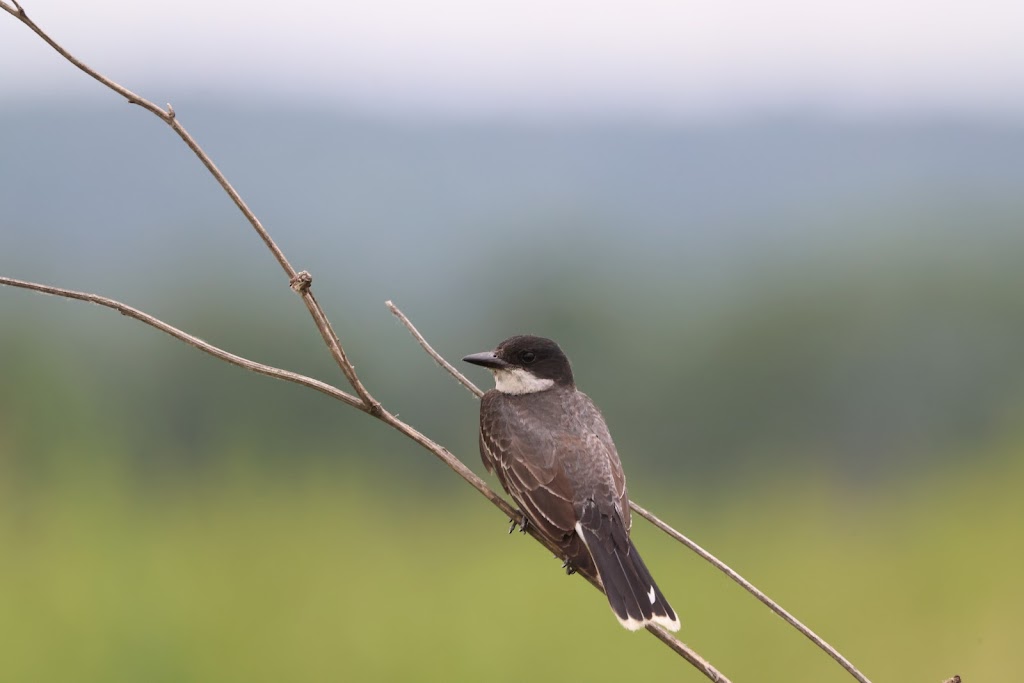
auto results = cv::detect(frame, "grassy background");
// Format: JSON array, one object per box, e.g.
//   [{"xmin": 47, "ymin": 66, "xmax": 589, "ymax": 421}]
[{"xmin": 1, "ymin": 434, "xmax": 1019, "ymax": 682}]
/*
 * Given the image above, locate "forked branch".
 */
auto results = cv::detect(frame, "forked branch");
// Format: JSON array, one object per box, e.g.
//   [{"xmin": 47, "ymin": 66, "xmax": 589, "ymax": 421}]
[{"xmin": 0, "ymin": 0, "xmax": 377, "ymax": 413}]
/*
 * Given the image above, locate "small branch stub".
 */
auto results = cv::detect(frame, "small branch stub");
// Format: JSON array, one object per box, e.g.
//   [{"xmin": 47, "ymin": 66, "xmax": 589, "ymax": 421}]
[{"xmin": 290, "ymin": 270, "xmax": 312, "ymax": 293}]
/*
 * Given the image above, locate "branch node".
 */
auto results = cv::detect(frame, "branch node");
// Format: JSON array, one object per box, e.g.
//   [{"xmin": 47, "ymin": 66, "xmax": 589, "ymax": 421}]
[
  {"xmin": 12, "ymin": 0, "xmax": 25, "ymax": 16},
  {"xmin": 166, "ymin": 103, "xmax": 176, "ymax": 119},
  {"xmin": 290, "ymin": 270, "xmax": 312, "ymax": 293}
]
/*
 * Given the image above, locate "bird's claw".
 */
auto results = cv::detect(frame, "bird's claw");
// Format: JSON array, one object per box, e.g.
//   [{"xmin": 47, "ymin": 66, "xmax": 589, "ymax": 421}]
[
  {"xmin": 508, "ymin": 512, "xmax": 530, "ymax": 535},
  {"xmin": 561, "ymin": 558, "xmax": 577, "ymax": 575}
]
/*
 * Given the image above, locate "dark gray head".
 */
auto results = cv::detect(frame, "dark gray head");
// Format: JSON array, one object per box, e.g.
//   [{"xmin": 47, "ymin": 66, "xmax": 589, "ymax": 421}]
[{"xmin": 463, "ymin": 335, "xmax": 574, "ymax": 394}]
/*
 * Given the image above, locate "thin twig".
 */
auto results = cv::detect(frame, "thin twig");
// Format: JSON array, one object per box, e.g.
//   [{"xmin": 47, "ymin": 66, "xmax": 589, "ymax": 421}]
[
  {"xmin": 387, "ymin": 300, "xmax": 872, "ymax": 683},
  {"xmin": 645, "ymin": 623, "xmax": 729, "ymax": 682},
  {"xmin": 0, "ymin": 0, "xmax": 378, "ymax": 412},
  {"xmin": 0, "ymin": 276, "xmax": 361, "ymax": 409},
  {"xmin": 1, "ymin": 0, "xmax": 166, "ymax": 120},
  {"xmin": 629, "ymin": 500, "xmax": 871, "ymax": 683},
  {"xmin": 386, "ymin": 301, "xmax": 483, "ymax": 398}
]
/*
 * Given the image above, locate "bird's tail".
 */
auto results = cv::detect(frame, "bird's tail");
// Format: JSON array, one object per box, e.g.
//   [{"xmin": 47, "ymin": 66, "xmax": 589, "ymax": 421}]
[{"xmin": 575, "ymin": 507, "xmax": 680, "ymax": 632}]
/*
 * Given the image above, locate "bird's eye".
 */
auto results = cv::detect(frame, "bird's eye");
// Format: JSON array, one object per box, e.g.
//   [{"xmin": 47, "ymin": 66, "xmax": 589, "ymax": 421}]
[{"xmin": 520, "ymin": 350, "xmax": 537, "ymax": 364}]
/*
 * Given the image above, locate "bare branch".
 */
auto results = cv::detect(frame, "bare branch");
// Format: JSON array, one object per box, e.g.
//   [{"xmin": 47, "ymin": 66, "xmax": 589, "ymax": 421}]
[
  {"xmin": 645, "ymin": 624, "xmax": 729, "ymax": 682},
  {"xmin": 386, "ymin": 300, "xmax": 483, "ymax": 398},
  {"xmin": 0, "ymin": 276, "xmax": 362, "ymax": 409},
  {"xmin": 1, "ymin": 0, "xmax": 166, "ymax": 120},
  {"xmin": 387, "ymin": 300, "xmax": 873, "ymax": 683},
  {"xmin": 628, "ymin": 501, "xmax": 871, "ymax": 683},
  {"xmin": 291, "ymin": 272, "xmax": 380, "ymax": 413},
  {"xmin": 0, "ymin": 0, "xmax": 377, "ymax": 411}
]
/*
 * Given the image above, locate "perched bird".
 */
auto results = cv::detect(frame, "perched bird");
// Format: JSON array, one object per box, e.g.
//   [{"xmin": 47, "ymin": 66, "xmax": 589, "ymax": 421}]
[{"xmin": 463, "ymin": 335, "xmax": 679, "ymax": 632}]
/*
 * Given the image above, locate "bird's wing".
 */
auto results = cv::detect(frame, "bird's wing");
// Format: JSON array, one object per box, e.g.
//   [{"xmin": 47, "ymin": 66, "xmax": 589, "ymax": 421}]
[
  {"xmin": 479, "ymin": 390, "xmax": 630, "ymax": 541},
  {"xmin": 577, "ymin": 392, "xmax": 630, "ymax": 532},
  {"xmin": 479, "ymin": 393, "xmax": 579, "ymax": 543},
  {"xmin": 478, "ymin": 431, "xmax": 495, "ymax": 474}
]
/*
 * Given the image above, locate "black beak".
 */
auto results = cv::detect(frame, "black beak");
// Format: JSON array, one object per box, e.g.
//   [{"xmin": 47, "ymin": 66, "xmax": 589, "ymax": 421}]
[{"xmin": 462, "ymin": 351, "xmax": 509, "ymax": 369}]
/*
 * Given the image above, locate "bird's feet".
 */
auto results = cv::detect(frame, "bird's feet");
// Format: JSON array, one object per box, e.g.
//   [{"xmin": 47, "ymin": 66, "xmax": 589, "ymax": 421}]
[
  {"xmin": 561, "ymin": 558, "xmax": 577, "ymax": 575},
  {"xmin": 508, "ymin": 512, "xmax": 530, "ymax": 535}
]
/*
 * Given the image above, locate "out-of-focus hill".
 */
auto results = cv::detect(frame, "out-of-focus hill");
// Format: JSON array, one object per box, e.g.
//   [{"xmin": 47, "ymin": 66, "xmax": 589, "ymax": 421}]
[{"xmin": 3, "ymin": 105, "xmax": 1022, "ymax": 292}]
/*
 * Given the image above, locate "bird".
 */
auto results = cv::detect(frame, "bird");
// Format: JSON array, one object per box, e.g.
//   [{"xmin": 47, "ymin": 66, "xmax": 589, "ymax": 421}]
[{"xmin": 463, "ymin": 334, "xmax": 679, "ymax": 632}]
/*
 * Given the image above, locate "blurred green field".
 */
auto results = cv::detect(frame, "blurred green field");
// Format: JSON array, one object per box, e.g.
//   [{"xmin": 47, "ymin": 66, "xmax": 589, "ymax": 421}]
[{"xmin": 1, "ymin": 435, "xmax": 1019, "ymax": 683}]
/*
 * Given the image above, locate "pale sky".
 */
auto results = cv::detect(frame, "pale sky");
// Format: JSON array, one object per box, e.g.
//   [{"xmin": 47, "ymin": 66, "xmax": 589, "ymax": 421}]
[{"xmin": 3, "ymin": 0, "xmax": 1024, "ymax": 118}]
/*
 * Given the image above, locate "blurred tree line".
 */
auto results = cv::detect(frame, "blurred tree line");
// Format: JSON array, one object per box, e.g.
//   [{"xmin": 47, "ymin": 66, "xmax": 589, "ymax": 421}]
[{"xmin": 3, "ymin": 219, "xmax": 1023, "ymax": 490}]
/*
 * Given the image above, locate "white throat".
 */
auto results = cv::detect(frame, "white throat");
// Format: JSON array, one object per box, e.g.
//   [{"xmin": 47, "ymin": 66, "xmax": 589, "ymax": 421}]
[{"xmin": 493, "ymin": 367, "xmax": 555, "ymax": 395}]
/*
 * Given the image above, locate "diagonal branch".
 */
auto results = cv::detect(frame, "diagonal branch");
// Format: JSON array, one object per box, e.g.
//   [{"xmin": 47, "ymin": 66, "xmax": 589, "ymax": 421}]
[
  {"xmin": 0, "ymin": 0, "xmax": 377, "ymax": 413},
  {"xmin": 629, "ymin": 501, "xmax": 871, "ymax": 683},
  {"xmin": 386, "ymin": 300, "xmax": 873, "ymax": 683},
  {"xmin": 386, "ymin": 300, "xmax": 483, "ymax": 398},
  {"xmin": 0, "ymin": 276, "xmax": 362, "ymax": 409}
]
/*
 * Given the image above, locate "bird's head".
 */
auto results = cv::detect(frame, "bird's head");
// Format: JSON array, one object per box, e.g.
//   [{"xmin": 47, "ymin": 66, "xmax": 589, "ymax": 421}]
[{"xmin": 463, "ymin": 335, "xmax": 574, "ymax": 394}]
